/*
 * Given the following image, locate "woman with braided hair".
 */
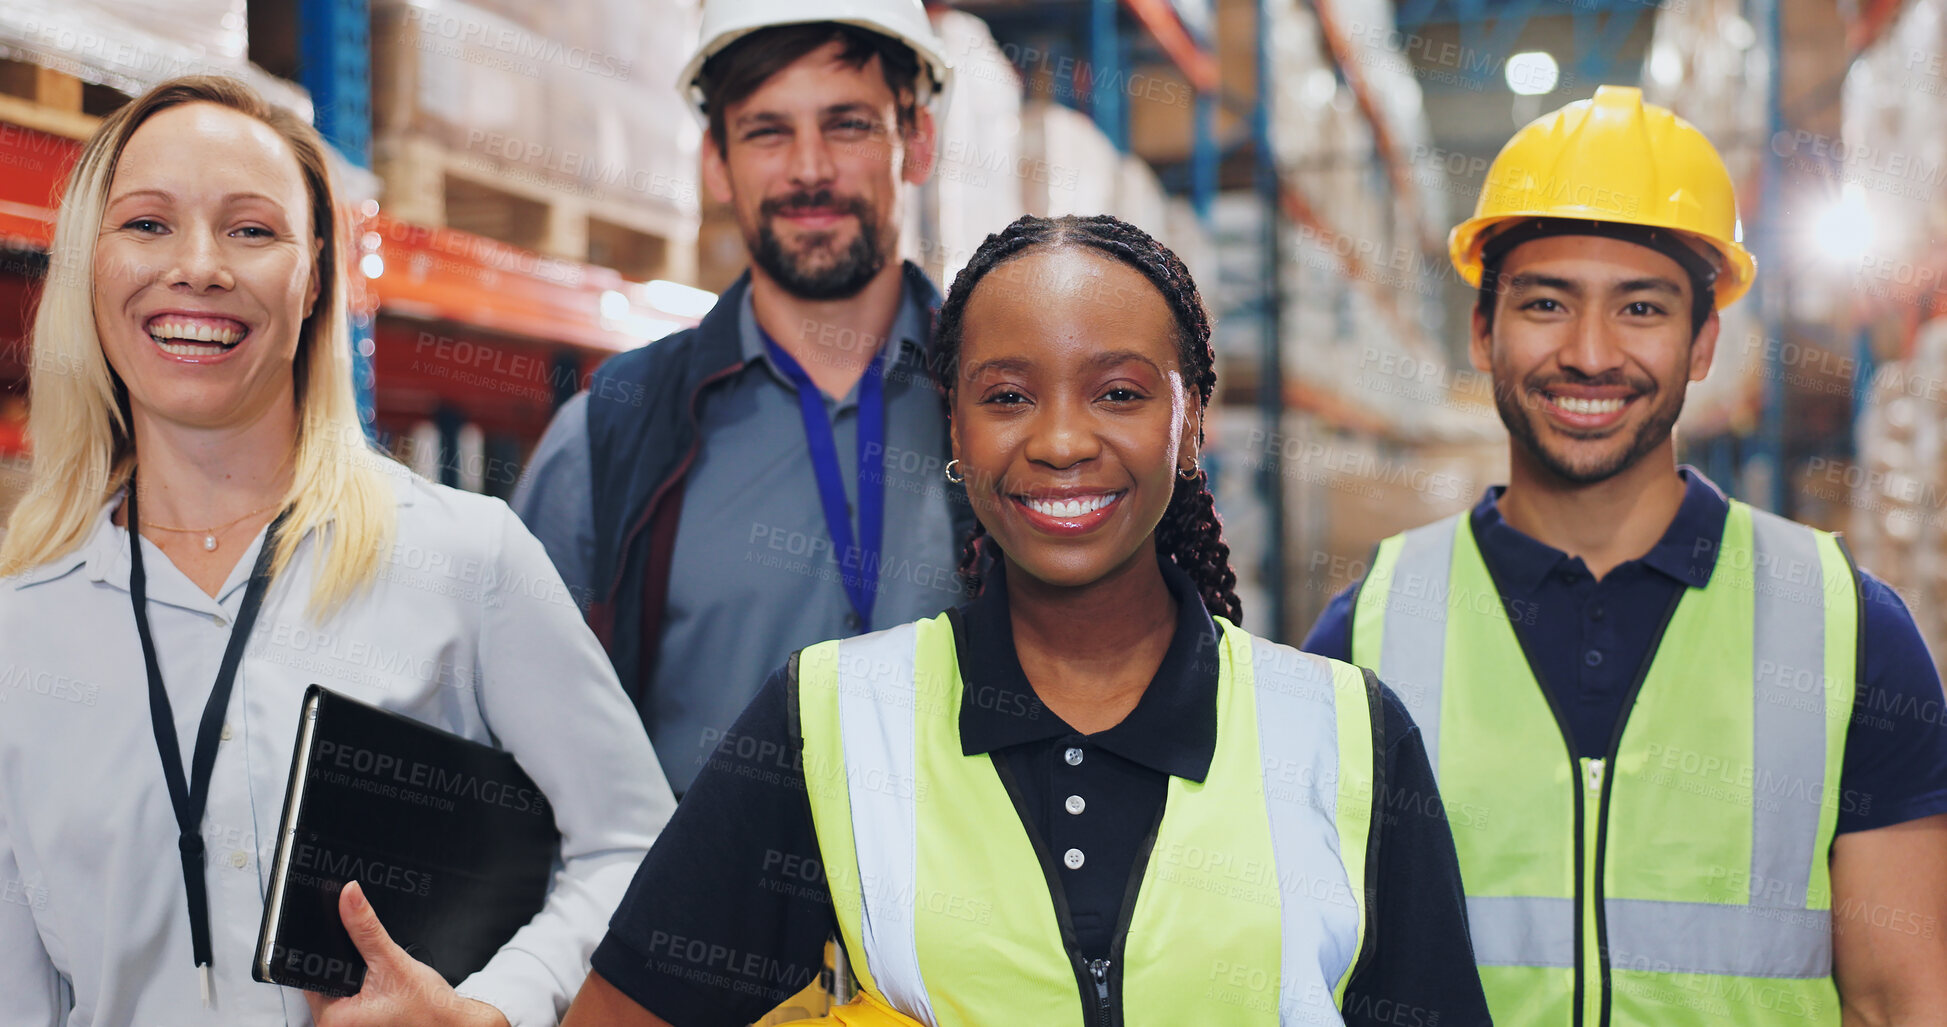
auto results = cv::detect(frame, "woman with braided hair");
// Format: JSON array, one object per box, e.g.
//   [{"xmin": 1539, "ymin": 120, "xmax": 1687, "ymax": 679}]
[{"xmin": 566, "ymin": 215, "xmax": 1488, "ymax": 1027}]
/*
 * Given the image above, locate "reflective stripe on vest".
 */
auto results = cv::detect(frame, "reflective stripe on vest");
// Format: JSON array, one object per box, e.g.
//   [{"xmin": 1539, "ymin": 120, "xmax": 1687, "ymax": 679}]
[
  {"xmin": 797, "ymin": 612, "xmax": 1379, "ymax": 1027},
  {"xmin": 1351, "ymin": 501, "xmax": 1857, "ymax": 1026}
]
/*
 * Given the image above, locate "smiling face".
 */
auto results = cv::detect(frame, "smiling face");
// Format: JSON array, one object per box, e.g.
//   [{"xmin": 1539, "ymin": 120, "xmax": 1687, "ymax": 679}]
[
  {"xmin": 701, "ymin": 39, "xmax": 932, "ymax": 300},
  {"xmin": 92, "ymin": 101, "xmax": 319, "ymax": 436},
  {"xmin": 950, "ymin": 246, "xmax": 1200, "ymax": 590},
  {"xmin": 1472, "ymin": 234, "xmax": 1718, "ymax": 486}
]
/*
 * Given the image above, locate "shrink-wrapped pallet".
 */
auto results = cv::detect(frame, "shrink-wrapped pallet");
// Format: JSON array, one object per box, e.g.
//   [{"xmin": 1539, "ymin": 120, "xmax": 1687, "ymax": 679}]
[
  {"xmin": 370, "ymin": 0, "xmax": 700, "ymax": 219},
  {"xmin": 1019, "ymin": 100, "xmax": 1120, "ymax": 219},
  {"xmin": 0, "ymin": 0, "xmax": 310, "ymax": 116},
  {"xmin": 917, "ymin": 8, "xmax": 1025, "ymax": 289}
]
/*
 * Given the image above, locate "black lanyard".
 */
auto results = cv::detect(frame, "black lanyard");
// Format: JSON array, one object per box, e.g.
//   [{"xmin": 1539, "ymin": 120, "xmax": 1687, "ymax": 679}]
[{"xmin": 126, "ymin": 486, "xmax": 288, "ymax": 1001}]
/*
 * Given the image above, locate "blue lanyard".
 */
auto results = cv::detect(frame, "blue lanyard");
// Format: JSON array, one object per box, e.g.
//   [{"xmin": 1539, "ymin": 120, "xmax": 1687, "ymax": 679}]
[{"xmin": 760, "ymin": 328, "xmax": 886, "ymax": 627}]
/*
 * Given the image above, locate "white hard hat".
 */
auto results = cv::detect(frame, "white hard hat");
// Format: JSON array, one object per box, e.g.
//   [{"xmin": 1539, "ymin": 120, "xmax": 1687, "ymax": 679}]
[{"xmin": 678, "ymin": 0, "xmax": 953, "ymax": 119}]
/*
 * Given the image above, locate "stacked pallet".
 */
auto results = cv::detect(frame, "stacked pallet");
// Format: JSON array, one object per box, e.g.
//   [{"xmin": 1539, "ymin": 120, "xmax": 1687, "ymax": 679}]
[
  {"xmin": 369, "ymin": 0, "xmax": 701, "ymax": 284},
  {"xmin": 0, "ymin": 0, "xmax": 311, "ymax": 134}
]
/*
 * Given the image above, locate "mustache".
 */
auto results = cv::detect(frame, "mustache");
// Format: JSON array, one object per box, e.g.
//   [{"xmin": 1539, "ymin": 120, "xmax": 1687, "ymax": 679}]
[
  {"xmin": 759, "ymin": 189, "xmax": 870, "ymax": 221},
  {"xmin": 1522, "ymin": 369, "xmax": 1654, "ymax": 394}
]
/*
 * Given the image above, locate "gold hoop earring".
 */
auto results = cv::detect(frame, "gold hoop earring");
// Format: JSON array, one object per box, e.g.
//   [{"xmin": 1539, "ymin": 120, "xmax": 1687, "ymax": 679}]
[
  {"xmin": 1178, "ymin": 463, "xmax": 1199, "ymax": 481},
  {"xmin": 944, "ymin": 459, "xmax": 964, "ymax": 484}
]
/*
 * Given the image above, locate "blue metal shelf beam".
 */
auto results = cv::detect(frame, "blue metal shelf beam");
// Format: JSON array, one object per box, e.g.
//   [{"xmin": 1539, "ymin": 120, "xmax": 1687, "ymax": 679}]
[{"xmin": 297, "ymin": 0, "xmax": 376, "ymax": 430}]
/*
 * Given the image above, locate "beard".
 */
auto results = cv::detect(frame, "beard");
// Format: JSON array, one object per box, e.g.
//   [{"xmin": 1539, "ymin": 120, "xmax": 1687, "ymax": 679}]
[
  {"xmin": 746, "ymin": 189, "xmax": 888, "ymax": 300},
  {"xmin": 1494, "ymin": 367, "xmax": 1685, "ymax": 486}
]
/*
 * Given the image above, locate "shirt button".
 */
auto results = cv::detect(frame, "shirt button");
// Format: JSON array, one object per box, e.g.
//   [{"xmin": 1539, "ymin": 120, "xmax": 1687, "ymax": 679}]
[
  {"xmin": 1585, "ymin": 650, "xmax": 1604, "ymax": 667},
  {"xmin": 212, "ymin": 613, "xmax": 228, "ymax": 627},
  {"xmin": 220, "ymin": 723, "xmax": 233, "ymax": 742},
  {"xmin": 1063, "ymin": 848, "xmax": 1085, "ymax": 870},
  {"xmin": 1590, "ymin": 604, "xmax": 1606, "ymax": 621},
  {"xmin": 229, "ymin": 851, "xmax": 248, "ymax": 869},
  {"xmin": 1064, "ymin": 747, "xmax": 1084, "ymax": 766},
  {"xmin": 1065, "ymin": 794, "xmax": 1086, "ymax": 815},
  {"xmin": 844, "ymin": 612, "xmax": 863, "ymax": 632}
]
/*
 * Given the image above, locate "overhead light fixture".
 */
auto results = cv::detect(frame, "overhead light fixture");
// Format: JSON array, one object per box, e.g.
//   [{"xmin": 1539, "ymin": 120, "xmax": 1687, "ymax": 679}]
[
  {"xmin": 1649, "ymin": 44, "xmax": 1683, "ymax": 88},
  {"xmin": 1506, "ymin": 51, "xmax": 1559, "ymax": 96},
  {"xmin": 1812, "ymin": 183, "xmax": 1876, "ymax": 265}
]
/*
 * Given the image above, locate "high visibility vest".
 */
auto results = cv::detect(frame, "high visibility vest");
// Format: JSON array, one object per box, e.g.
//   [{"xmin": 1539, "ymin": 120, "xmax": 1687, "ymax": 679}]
[
  {"xmin": 795, "ymin": 611, "xmax": 1382, "ymax": 1027},
  {"xmin": 1351, "ymin": 501, "xmax": 1858, "ymax": 1026}
]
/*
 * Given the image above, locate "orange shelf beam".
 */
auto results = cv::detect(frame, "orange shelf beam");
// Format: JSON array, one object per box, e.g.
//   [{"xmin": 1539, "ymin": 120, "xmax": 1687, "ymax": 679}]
[
  {"xmin": 1121, "ymin": 0, "xmax": 1219, "ymax": 92},
  {"xmin": 1307, "ymin": 0, "xmax": 1421, "ymax": 236},
  {"xmin": 363, "ymin": 216, "xmax": 693, "ymax": 354}
]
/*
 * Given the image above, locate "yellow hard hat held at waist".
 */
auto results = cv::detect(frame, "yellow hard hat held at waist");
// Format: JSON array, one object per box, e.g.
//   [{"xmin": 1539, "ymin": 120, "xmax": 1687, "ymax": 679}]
[
  {"xmin": 1448, "ymin": 84, "xmax": 1758, "ymax": 309},
  {"xmin": 774, "ymin": 990, "xmax": 925, "ymax": 1027}
]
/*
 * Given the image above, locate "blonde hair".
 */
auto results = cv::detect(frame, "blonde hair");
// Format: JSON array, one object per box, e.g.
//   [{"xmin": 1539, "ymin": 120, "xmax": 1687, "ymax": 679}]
[{"xmin": 0, "ymin": 74, "xmax": 397, "ymax": 618}]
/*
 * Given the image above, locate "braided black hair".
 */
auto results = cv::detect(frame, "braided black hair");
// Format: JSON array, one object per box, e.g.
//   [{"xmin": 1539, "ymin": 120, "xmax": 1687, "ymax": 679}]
[{"xmin": 935, "ymin": 214, "xmax": 1243, "ymax": 625}]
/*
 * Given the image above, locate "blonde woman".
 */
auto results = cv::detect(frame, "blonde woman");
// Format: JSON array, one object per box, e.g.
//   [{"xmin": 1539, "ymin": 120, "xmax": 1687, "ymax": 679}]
[{"xmin": 0, "ymin": 76, "xmax": 674, "ymax": 1026}]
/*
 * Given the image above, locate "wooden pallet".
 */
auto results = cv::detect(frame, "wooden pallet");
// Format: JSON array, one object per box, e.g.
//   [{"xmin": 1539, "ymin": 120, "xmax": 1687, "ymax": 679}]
[
  {"xmin": 373, "ymin": 132, "xmax": 700, "ymax": 285},
  {"xmin": 0, "ymin": 59, "xmax": 104, "ymax": 141}
]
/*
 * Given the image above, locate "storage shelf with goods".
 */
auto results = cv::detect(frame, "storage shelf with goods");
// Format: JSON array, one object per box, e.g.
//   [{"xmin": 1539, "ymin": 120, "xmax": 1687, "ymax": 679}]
[
  {"xmin": 1643, "ymin": 0, "xmax": 1869, "ymax": 523},
  {"xmin": 367, "ymin": 0, "xmax": 701, "ymax": 284},
  {"xmin": 358, "ymin": 209, "xmax": 711, "ymax": 498},
  {"xmin": 1640, "ymin": 0, "xmax": 1773, "ymax": 452},
  {"xmin": 1011, "ymin": 103, "xmax": 1216, "ymax": 287},
  {"xmin": 907, "ymin": 8, "xmax": 1028, "ymax": 291},
  {"xmin": 916, "ymin": 5, "xmax": 1215, "ymax": 302},
  {"xmin": 1262, "ymin": 0, "xmax": 1483, "ymax": 439},
  {"xmin": 1206, "ymin": 0, "xmax": 1499, "ymax": 640},
  {"xmin": 1836, "ymin": 0, "xmax": 1947, "ymax": 672},
  {"xmin": 1300, "ymin": 0, "xmax": 1439, "ymax": 252},
  {"xmin": 0, "ymin": 0, "xmax": 316, "ymax": 133},
  {"xmin": 360, "ymin": 0, "xmax": 729, "ymax": 491}
]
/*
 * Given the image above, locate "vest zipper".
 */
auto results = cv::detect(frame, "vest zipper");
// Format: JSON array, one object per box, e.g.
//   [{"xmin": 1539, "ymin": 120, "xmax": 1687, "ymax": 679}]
[
  {"xmin": 1088, "ymin": 959, "xmax": 1113, "ymax": 1025},
  {"xmin": 1479, "ymin": 551, "xmax": 1685, "ymax": 1027}
]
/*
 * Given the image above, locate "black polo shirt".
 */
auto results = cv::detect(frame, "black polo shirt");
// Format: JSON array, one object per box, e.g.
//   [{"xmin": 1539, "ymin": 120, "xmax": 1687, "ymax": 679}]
[{"xmin": 591, "ymin": 558, "xmax": 1490, "ymax": 1026}]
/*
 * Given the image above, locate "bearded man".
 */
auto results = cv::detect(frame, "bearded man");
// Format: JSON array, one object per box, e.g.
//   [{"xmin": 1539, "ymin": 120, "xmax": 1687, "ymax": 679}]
[{"xmin": 514, "ymin": 2, "xmax": 974, "ymax": 795}]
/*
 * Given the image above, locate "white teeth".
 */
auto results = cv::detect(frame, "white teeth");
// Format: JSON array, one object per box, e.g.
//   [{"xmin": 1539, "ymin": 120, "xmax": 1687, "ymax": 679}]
[
  {"xmin": 1025, "ymin": 494, "xmax": 1117, "ymax": 517},
  {"xmin": 1553, "ymin": 395, "xmax": 1625, "ymax": 415},
  {"xmin": 146, "ymin": 317, "xmax": 244, "ymax": 346},
  {"xmin": 155, "ymin": 340, "xmax": 231, "ymax": 357}
]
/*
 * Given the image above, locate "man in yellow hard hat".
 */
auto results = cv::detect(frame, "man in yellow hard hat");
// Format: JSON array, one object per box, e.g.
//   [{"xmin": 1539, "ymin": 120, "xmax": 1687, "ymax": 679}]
[{"xmin": 1304, "ymin": 85, "xmax": 1947, "ymax": 1024}]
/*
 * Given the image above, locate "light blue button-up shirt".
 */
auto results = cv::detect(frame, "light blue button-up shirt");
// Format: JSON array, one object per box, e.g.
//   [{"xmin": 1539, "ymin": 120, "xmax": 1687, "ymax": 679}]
[{"xmin": 0, "ymin": 469, "xmax": 673, "ymax": 1026}]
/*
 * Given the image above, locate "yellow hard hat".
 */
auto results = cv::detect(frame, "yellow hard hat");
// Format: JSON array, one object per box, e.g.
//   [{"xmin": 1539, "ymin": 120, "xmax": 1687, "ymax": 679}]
[
  {"xmin": 773, "ymin": 992, "xmax": 926, "ymax": 1027},
  {"xmin": 1449, "ymin": 85, "xmax": 1757, "ymax": 309}
]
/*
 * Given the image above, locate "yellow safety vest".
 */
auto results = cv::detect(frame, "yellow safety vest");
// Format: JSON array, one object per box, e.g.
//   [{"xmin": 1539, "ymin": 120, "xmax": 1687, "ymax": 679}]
[
  {"xmin": 795, "ymin": 611, "xmax": 1380, "ymax": 1026},
  {"xmin": 1352, "ymin": 501, "xmax": 1858, "ymax": 1026}
]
